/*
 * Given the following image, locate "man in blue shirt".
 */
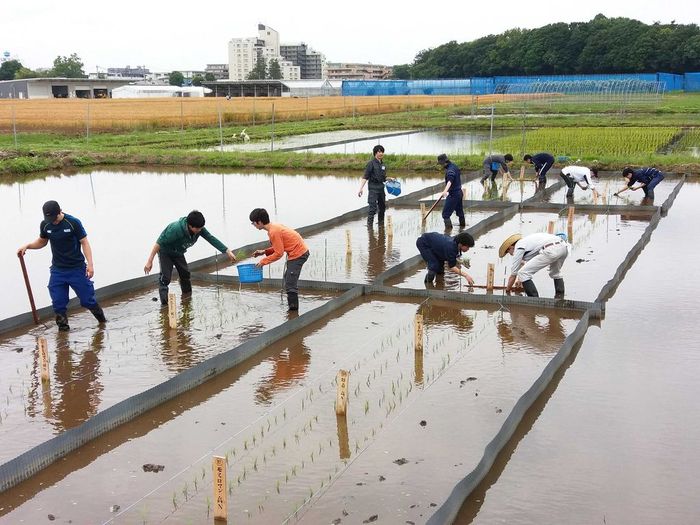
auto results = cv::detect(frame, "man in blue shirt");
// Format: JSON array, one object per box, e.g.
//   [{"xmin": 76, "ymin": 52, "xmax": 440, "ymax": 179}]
[
  {"xmin": 17, "ymin": 200, "xmax": 106, "ymax": 331},
  {"xmin": 437, "ymin": 153, "xmax": 466, "ymax": 230},
  {"xmin": 523, "ymin": 152, "xmax": 555, "ymax": 187},
  {"xmin": 416, "ymin": 231, "xmax": 475, "ymax": 285},
  {"xmin": 615, "ymin": 167, "xmax": 665, "ymax": 201}
]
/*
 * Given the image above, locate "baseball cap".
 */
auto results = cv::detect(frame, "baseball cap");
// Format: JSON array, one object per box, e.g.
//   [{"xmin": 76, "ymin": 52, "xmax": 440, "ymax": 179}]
[
  {"xmin": 42, "ymin": 200, "xmax": 61, "ymax": 219},
  {"xmin": 437, "ymin": 153, "xmax": 449, "ymax": 164}
]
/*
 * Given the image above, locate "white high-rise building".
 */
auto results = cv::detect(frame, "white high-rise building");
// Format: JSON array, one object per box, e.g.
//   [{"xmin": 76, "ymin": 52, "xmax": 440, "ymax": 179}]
[{"xmin": 228, "ymin": 24, "xmax": 300, "ymax": 81}]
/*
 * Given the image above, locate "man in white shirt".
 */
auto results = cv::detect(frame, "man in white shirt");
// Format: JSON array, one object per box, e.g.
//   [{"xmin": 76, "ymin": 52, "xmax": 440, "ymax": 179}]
[
  {"xmin": 499, "ymin": 232, "xmax": 569, "ymax": 298},
  {"xmin": 560, "ymin": 166, "xmax": 598, "ymax": 199}
]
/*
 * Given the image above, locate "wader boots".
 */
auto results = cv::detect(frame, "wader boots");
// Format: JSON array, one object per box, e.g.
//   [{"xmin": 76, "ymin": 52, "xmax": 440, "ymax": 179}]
[
  {"xmin": 55, "ymin": 313, "xmax": 70, "ymax": 331},
  {"xmin": 522, "ymin": 280, "xmax": 539, "ymax": 297},
  {"xmin": 554, "ymin": 278, "xmax": 565, "ymax": 299},
  {"xmin": 90, "ymin": 305, "xmax": 107, "ymax": 324},
  {"xmin": 459, "ymin": 218, "xmax": 466, "ymax": 228},
  {"xmin": 444, "ymin": 220, "xmax": 453, "ymax": 231},
  {"xmin": 424, "ymin": 271, "xmax": 436, "ymax": 284},
  {"xmin": 287, "ymin": 292, "xmax": 299, "ymax": 311}
]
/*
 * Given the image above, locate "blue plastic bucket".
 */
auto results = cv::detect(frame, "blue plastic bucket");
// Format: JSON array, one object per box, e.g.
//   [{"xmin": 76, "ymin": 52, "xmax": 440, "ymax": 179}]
[
  {"xmin": 490, "ymin": 162, "xmax": 501, "ymax": 172},
  {"xmin": 386, "ymin": 180, "xmax": 401, "ymax": 196},
  {"xmin": 236, "ymin": 263, "xmax": 263, "ymax": 283}
]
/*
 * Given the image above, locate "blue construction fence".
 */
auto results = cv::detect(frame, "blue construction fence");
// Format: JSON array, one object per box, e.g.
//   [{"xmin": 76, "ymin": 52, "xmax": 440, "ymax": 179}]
[{"xmin": 342, "ymin": 72, "xmax": 698, "ymax": 96}]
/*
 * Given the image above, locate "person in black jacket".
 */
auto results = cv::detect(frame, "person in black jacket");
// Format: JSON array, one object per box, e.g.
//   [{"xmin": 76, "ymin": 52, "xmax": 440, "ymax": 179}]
[{"xmin": 358, "ymin": 145, "xmax": 387, "ymax": 227}]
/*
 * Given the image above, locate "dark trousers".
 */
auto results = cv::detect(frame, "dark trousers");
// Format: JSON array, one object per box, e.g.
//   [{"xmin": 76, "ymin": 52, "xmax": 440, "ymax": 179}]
[
  {"xmin": 367, "ymin": 188, "xmax": 386, "ymax": 222},
  {"xmin": 48, "ymin": 266, "xmax": 99, "ymax": 315},
  {"xmin": 158, "ymin": 252, "xmax": 191, "ymax": 305},
  {"xmin": 416, "ymin": 238, "xmax": 445, "ymax": 274},
  {"xmin": 481, "ymin": 168, "xmax": 499, "ymax": 183},
  {"xmin": 560, "ymin": 173, "xmax": 576, "ymax": 197},
  {"xmin": 284, "ymin": 251, "xmax": 310, "ymax": 293},
  {"xmin": 643, "ymin": 173, "xmax": 665, "ymax": 199},
  {"xmin": 537, "ymin": 162, "xmax": 552, "ymax": 184},
  {"xmin": 442, "ymin": 191, "xmax": 465, "ymax": 223}
]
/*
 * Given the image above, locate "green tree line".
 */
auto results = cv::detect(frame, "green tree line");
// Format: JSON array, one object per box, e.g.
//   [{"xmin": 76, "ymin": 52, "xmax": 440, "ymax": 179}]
[
  {"xmin": 0, "ymin": 53, "xmax": 86, "ymax": 80},
  {"xmin": 393, "ymin": 15, "xmax": 700, "ymax": 79}
]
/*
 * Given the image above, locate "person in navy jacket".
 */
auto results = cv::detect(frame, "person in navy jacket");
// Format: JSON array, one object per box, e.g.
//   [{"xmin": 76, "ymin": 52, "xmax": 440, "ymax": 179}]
[
  {"xmin": 523, "ymin": 152, "xmax": 555, "ymax": 187},
  {"xmin": 615, "ymin": 167, "xmax": 665, "ymax": 201},
  {"xmin": 416, "ymin": 231, "xmax": 475, "ymax": 285},
  {"xmin": 437, "ymin": 154, "xmax": 466, "ymax": 230}
]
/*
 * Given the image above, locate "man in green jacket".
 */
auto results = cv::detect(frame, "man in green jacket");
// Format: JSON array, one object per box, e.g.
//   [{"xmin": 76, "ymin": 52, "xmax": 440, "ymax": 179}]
[{"xmin": 144, "ymin": 210, "xmax": 236, "ymax": 305}]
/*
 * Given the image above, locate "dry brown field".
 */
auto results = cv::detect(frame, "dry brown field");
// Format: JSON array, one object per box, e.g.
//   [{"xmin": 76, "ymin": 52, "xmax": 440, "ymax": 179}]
[{"xmin": 0, "ymin": 94, "xmax": 524, "ymax": 133}]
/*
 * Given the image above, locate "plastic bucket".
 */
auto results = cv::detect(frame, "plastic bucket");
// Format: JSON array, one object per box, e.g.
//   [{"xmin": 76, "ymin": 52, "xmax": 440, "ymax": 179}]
[
  {"xmin": 236, "ymin": 263, "xmax": 263, "ymax": 283},
  {"xmin": 490, "ymin": 162, "xmax": 501, "ymax": 172},
  {"xmin": 386, "ymin": 180, "xmax": 402, "ymax": 196}
]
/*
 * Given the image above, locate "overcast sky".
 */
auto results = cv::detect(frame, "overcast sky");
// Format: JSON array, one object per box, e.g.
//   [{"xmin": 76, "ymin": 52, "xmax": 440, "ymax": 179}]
[{"xmin": 3, "ymin": 1, "xmax": 699, "ymax": 73}]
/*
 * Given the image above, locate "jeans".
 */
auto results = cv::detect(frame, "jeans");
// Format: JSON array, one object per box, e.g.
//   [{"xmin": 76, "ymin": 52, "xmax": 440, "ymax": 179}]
[
  {"xmin": 48, "ymin": 266, "xmax": 98, "ymax": 314},
  {"xmin": 643, "ymin": 173, "xmax": 665, "ymax": 199}
]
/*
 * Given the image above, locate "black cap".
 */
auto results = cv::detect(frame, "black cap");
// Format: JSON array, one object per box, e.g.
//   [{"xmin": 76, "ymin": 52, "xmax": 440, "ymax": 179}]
[
  {"xmin": 42, "ymin": 200, "xmax": 61, "ymax": 219},
  {"xmin": 437, "ymin": 154, "xmax": 449, "ymax": 164}
]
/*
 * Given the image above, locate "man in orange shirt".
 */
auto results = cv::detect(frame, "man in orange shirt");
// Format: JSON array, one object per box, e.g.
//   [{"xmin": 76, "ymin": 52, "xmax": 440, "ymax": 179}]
[{"xmin": 250, "ymin": 208, "xmax": 310, "ymax": 311}]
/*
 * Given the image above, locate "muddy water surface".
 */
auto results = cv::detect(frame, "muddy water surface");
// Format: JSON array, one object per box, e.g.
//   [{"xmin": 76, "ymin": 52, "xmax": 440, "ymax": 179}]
[
  {"xmin": 456, "ymin": 181, "xmax": 700, "ymax": 524},
  {"xmin": 390, "ymin": 210, "xmax": 651, "ymax": 302},
  {"xmin": 0, "ymin": 283, "xmax": 338, "ymax": 463},
  {"xmin": 1, "ymin": 168, "xmax": 438, "ymax": 318},
  {"xmin": 0, "ymin": 297, "xmax": 578, "ymax": 524}
]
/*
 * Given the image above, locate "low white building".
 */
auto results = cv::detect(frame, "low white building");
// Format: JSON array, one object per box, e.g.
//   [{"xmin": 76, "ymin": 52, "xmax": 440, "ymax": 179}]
[{"xmin": 111, "ymin": 85, "xmax": 212, "ymax": 98}]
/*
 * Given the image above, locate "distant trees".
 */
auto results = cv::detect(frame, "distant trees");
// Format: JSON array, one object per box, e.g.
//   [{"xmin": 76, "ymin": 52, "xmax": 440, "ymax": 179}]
[
  {"xmin": 268, "ymin": 59, "xmax": 282, "ymax": 79},
  {"xmin": 247, "ymin": 57, "xmax": 268, "ymax": 80},
  {"xmin": 191, "ymin": 74, "xmax": 204, "ymax": 86},
  {"xmin": 50, "ymin": 53, "xmax": 86, "ymax": 78},
  {"xmin": 0, "ymin": 59, "xmax": 23, "ymax": 80},
  {"xmin": 394, "ymin": 15, "xmax": 700, "ymax": 78},
  {"xmin": 204, "ymin": 72, "xmax": 216, "ymax": 81},
  {"xmin": 169, "ymin": 71, "xmax": 184, "ymax": 86}
]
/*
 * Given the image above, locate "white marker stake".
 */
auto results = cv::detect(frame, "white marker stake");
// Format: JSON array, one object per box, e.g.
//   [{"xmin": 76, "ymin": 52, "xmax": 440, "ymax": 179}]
[
  {"xmin": 335, "ymin": 369, "xmax": 349, "ymax": 416},
  {"xmin": 38, "ymin": 337, "xmax": 50, "ymax": 383},
  {"xmin": 213, "ymin": 455, "xmax": 227, "ymax": 522},
  {"xmin": 414, "ymin": 314, "xmax": 424, "ymax": 352},
  {"xmin": 168, "ymin": 293, "xmax": 177, "ymax": 329}
]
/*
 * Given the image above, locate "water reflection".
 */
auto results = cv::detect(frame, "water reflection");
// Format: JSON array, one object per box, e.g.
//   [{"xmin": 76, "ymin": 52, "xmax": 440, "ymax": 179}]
[
  {"xmin": 254, "ymin": 341, "xmax": 312, "ymax": 405},
  {"xmin": 366, "ymin": 225, "xmax": 388, "ymax": 279},
  {"xmin": 496, "ymin": 308, "xmax": 566, "ymax": 354}
]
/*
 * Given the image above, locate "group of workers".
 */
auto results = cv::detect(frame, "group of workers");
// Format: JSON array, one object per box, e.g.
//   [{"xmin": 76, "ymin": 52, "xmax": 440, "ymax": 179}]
[
  {"xmin": 18, "ymin": 202, "xmax": 308, "ymax": 331},
  {"xmin": 17, "ymin": 146, "xmax": 666, "ymax": 331}
]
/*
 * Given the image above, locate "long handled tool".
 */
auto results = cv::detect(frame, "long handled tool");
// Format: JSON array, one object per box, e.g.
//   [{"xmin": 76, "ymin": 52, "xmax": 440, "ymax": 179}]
[
  {"xmin": 18, "ymin": 253, "xmax": 40, "ymax": 324},
  {"xmin": 469, "ymin": 284, "xmax": 524, "ymax": 291},
  {"xmin": 422, "ymin": 194, "xmax": 444, "ymax": 222}
]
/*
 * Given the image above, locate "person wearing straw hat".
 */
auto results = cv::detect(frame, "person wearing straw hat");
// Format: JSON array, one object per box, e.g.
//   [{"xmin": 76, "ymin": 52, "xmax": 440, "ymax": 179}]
[
  {"xmin": 481, "ymin": 153, "xmax": 514, "ymax": 184},
  {"xmin": 144, "ymin": 210, "xmax": 236, "ymax": 307},
  {"xmin": 250, "ymin": 208, "xmax": 310, "ymax": 312},
  {"xmin": 437, "ymin": 153, "xmax": 466, "ymax": 230},
  {"xmin": 17, "ymin": 200, "xmax": 106, "ymax": 331},
  {"xmin": 615, "ymin": 167, "xmax": 665, "ymax": 202},
  {"xmin": 416, "ymin": 231, "xmax": 475, "ymax": 285},
  {"xmin": 499, "ymin": 232, "xmax": 568, "ymax": 298}
]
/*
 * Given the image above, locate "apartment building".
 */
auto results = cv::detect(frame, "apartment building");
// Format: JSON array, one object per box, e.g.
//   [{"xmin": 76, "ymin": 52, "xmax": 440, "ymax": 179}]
[
  {"xmin": 228, "ymin": 24, "xmax": 300, "ymax": 81},
  {"xmin": 326, "ymin": 63, "xmax": 393, "ymax": 80}
]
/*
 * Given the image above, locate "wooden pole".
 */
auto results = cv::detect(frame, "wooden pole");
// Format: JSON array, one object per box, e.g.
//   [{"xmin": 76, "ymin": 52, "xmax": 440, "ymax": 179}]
[
  {"xmin": 18, "ymin": 253, "xmax": 39, "ymax": 324},
  {"xmin": 345, "ymin": 230, "xmax": 352, "ymax": 255},
  {"xmin": 38, "ymin": 337, "xmax": 50, "ymax": 383},
  {"xmin": 568, "ymin": 222, "xmax": 574, "ymax": 244},
  {"xmin": 567, "ymin": 206, "xmax": 575, "ymax": 226},
  {"xmin": 486, "ymin": 263, "xmax": 495, "ymax": 292},
  {"xmin": 335, "ymin": 370, "xmax": 349, "ymax": 416},
  {"xmin": 168, "ymin": 293, "xmax": 177, "ymax": 329},
  {"xmin": 519, "ymin": 165, "xmax": 525, "ymax": 181},
  {"xmin": 547, "ymin": 221, "xmax": 555, "ymax": 234},
  {"xmin": 387, "ymin": 215, "xmax": 393, "ymax": 239},
  {"xmin": 336, "ymin": 414, "xmax": 350, "ymax": 459},
  {"xmin": 420, "ymin": 203, "xmax": 427, "ymax": 220},
  {"xmin": 212, "ymin": 455, "xmax": 228, "ymax": 522},
  {"xmin": 414, "ymin": 314, "xmax": 424, "ymax": 352}
]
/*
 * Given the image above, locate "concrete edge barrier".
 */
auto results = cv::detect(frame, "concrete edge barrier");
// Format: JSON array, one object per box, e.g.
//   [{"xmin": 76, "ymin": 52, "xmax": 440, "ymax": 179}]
[
  {"xmin": 273, "ymin": 130, "xmax": 423, "ymax": 152},
  {"xmin": 427, "ymin": 308, "xmax": 594, "ymax": 525},
  {"xmin": 0, "ymin": 285, "xmax": 365, "ymax": 492},
  {"xmin": 190, "ymin": 272, "xmax": 360, "ymax": 293}
]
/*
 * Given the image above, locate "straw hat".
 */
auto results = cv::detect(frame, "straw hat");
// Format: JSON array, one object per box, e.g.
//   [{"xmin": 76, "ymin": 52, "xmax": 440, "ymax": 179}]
[{"xmin": 499, "ymin": 233, "xmax": 522, "ymax": 258}]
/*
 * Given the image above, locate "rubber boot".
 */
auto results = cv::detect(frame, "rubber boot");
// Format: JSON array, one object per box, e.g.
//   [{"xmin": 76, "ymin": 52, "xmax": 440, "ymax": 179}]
[
  {"xmin": 180, "ymin": 279, "xmax": 192, "ymax": 298},
  {"xmin": 459, "ymin": 218, "xmax": 466, "ymax": 228},
  {"xmin": 554, "ymin": 278, "xmax": 565, "ymax": 299},
  {"xmin": 367, "ymin": 215, "xmax": 374, "ymax": 228},
  {"xmin": 89, "ymin": 305, "xmax": 107, "ymax": 324},
  {"xmin": 522, "ymin": 280, "xmax": 539, "ymax": 297},
  {"xmin": 159, "ymin": 286, "xmax": 169, "ymax": 307},
  {"xmin": 55, "ymin": 313, "xmax": 70, "ymax": 332},
  {"xmin": 424, "ymin": 270, "xmax": 436, "ymax": 284},
  {"xmin": 287, "ymin": 292, "xmax": 299, "ymax": 311},
  {"xmin": 444, "ymin": 219, "xmax": 453, "ymax": 231}
]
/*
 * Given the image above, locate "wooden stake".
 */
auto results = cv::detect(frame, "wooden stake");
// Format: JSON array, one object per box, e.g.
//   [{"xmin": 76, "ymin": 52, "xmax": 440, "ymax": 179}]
[
  {"xmin": 387, "ymin": 215, "xmax": 393, "ymax": 239},
  {"xmin": 567, "ymin": 206, "xmax": 575, "ymax": 226},
  {"xmin": 335, "ymin": 369, "xmax": 349, "ymax": 416},
  {"xmin": 345, "ymin": 230, "xmax": 352, "ymax": 255},
  {"xmin": 568, "ymin": 222, "xmax": 574, "ymax": 244},
  {"xmin": 38, "ymin": 337, "xmax": 50, "ymax": 383},
  {"xmin": 168, "ymin": 293, "xmax": 177, "ymax": 329},
  {"xmin": 414, "ymin": 314, "xmax": 424, "ymax": 352},
  {"xmin": 486, "ymin": 263, "xmax": 495, "ymax": 292},
  {"xmin": 519, "ymin": 165, "xmax": 525, "ymax": 180},
  {"xmin": 420, "ymin": 203, "xmax": 427, "ymax": 220},
  {"xmin": 547, "ymin": 220, "xmax": 555, "ymax": 234},
  {"xmin": 336, "ymin": 414, "xmax": 350, "ymax": 459},
  {"xmin": 212, "ymin": 455, "xmax": 227, "ymax": 522}
]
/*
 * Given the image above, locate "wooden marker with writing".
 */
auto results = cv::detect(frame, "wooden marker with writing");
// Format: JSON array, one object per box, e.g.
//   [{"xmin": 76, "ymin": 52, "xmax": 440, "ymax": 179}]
[
  {"xmin": 387, "ymin": 215, "xmax": 393, "ymax": 239},
  {"xmin": 168, "ymin": 293, "xmax": 177, "ymax": 329},
  {"xmin": 38, "ymin": 337, "xmax": 50, "ymax": 383},
  {"xmin": 414, "ymin": 314, "xmax": 424, "ymax": 352},
  {"xmin": 486, "ymin": 263, "xmax": 495, "ymax": 292},
  {"xmin": 212, "ymin": 455, "xmax": 227, "ymax": 522},
  {"xmin": 345, "ymin": 230, "xmax": 352, "ymax": 255},
  {"xmin": 335, "ymin": 369, "xmax": 349, "ymax": 416}
]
